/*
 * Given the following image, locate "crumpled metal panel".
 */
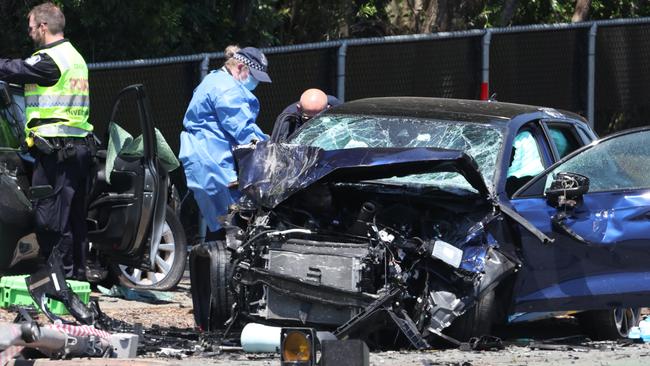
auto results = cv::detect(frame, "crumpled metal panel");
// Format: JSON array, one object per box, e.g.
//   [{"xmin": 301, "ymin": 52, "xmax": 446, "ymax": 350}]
[
  {"xmin": 512, "ymin": 190, "xmax": 650, "ymax": 310},
  {"xmin": 514, "ymin": 192, "xmax": 650, "ymax": 246},
  {"xmin": 234, "ymin": 141, "xmax": 489, "ymax": 209}
]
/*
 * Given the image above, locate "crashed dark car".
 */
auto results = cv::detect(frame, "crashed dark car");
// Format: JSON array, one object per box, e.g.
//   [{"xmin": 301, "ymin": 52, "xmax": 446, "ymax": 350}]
[{"xmin": 190, "ymin": 97, "xmax": 650, "ymax": 347}]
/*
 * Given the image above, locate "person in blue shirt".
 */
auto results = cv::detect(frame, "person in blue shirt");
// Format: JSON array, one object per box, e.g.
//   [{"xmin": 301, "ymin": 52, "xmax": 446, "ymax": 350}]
[{"xmin": 179, "ymin": 46, "xmax": 271, "ymax": 235}]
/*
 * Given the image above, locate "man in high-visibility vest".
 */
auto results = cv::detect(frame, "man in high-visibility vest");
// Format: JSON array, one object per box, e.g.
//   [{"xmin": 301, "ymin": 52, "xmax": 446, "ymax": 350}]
[{"xmin": 0, "ymin": 2, "xmax": 94, "ymax": 285}]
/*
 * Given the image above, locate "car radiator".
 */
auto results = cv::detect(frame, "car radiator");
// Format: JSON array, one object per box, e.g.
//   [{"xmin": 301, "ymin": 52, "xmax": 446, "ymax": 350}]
[{"xmin": 263, "ymin": 238, "xmax": 369, "ymax": 325}]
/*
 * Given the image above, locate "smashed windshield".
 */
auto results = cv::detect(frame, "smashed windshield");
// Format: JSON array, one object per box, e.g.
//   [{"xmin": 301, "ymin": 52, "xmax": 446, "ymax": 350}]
[{"xmin": 290, "ymin": 114, "xmax": 504, "ymax": 192}]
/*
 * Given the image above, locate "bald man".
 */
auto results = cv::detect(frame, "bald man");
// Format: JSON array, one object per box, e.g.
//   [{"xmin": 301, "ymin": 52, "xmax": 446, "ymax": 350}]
[{"xmin": 271, "ymin": 88, "xmax": 341, "ymax": 142}]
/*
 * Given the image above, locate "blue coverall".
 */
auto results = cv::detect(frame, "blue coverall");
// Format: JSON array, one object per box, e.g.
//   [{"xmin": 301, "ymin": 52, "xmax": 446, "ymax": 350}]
[{"xmin": 179, "ymin": 68, "xmax": 267, "ymax": 232}]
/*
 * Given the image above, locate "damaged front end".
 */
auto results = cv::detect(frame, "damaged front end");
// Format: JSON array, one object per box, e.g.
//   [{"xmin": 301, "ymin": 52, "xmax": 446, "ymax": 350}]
[{"xmin": 221, "ymin": 142, "xmax": 516, "ymax": 348}]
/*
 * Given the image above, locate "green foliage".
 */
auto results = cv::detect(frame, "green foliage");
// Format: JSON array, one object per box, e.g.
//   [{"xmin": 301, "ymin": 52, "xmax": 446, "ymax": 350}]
[
  {"xmin": 480, "ymin": 0, "xmax": 650, "ymax": 28},
  {"xmin": 2, "ymin": 0, "xmax": 650, "ymax": 62}
]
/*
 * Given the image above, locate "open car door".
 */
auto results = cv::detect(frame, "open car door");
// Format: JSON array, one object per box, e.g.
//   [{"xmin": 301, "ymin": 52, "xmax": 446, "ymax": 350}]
[
  {"xmin": 510, "ymin": 127, "xmax": 650, "ymax": 312},
  {"xmin": 0, "ymin": 82, "xmax": 33, "ymax": 270},
  {"xmin": 87, "ymin": 84, "xmax": 167, "ymax": 269}
]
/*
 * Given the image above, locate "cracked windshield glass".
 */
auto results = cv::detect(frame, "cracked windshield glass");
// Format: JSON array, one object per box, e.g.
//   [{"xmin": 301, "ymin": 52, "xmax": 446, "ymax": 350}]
[{"xmin": 290, "ymin": 114, "xmax": 504, "ymax": 193}]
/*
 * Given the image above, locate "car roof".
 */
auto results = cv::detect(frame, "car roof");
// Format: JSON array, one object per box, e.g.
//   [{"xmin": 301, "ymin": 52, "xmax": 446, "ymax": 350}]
[{"xmin": 325, "ymin": 97, "xmax": 583, "ymax": 124}]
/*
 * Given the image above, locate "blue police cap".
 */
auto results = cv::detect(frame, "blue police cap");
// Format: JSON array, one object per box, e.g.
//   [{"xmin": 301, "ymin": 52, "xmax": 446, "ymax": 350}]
[{"xmin": 233, "ymin": 47, "xmax": 271, "ymax": 83}]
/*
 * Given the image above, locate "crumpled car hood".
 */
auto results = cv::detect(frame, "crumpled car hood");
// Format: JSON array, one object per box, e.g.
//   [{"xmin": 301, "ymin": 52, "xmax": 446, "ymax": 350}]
[{"xmin": 234, "ymin": 141, "xmax": 490, "ymax": 209}]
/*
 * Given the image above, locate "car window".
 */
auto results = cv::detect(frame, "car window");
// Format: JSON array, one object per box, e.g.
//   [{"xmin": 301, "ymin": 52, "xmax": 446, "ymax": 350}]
[
  {"xmin": 507, "ymin": 130, "xmax": 544, "ymax": 178},
  {"xmin": 544, "ymin": 129, "xmax": 650, "ymax": 193},
  {"xmin": 547, "ymin": 124, "xmax": 582, "ymax": 158},
  {"xmin": 290, "ymin": 114, "xmax": 505, "ymax": 193},
  {"xmin": 505, "ymin": 130, "xmax": 545, "ymax": 196}
]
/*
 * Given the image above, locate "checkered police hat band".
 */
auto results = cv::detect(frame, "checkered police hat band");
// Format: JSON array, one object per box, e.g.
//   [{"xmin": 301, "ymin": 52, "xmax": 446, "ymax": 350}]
[{"xmin": 233, "ymin": 53, "xmax": 266, "ymax": 72}]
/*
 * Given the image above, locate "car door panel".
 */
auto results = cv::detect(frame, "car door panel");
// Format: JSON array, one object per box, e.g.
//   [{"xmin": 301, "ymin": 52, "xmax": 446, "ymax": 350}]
[
  {"xmin": 0, "ymin": 83, "xmax": 34, "ymax": 269},
  {"xmin": 511, "ymin": 127, "xmax": 650, "ymax": 312},
  {"xmin": 87, "ymin": 85, "xmax": 167, "ymax": 267},
  {"xmin": 512, "ymin": 191, "xmax": 650, "ymax": 311}
]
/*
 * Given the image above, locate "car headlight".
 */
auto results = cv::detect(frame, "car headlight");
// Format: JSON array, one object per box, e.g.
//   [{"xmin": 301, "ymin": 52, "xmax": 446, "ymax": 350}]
[
  {"xmin": 432, "ymin": 239, "xmax": 463, "ymax": 268},
  {"xmin": 281, "ymin": 328, "xmax": 316, "ymax": 365}
]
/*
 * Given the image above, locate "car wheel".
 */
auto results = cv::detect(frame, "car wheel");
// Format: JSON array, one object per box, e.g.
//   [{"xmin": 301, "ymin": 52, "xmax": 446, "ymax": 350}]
[
  {"xmin": 112, "ymin": 205, "xmax": 187, "ymax": 290},
  {"xmin": 578, "ymin": 307, "xmax": 641, "ymax": 340},
  {"xmin": 443, "ymin": 289, "xmax": 499, "ymax": 342},
  {"xmin": 189, "ymin": 240, "xmax": 233, "ymax": 331}
]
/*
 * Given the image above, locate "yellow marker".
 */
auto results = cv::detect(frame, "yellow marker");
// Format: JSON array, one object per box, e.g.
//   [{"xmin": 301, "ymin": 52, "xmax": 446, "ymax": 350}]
[{"xmin": 25, "ymin": 136, "xmax": 34, "ymax": 148}]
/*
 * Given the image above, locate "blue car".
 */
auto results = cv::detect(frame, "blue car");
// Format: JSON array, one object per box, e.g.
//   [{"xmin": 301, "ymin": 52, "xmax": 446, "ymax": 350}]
[{"xmin": 190, "ymin": 97, "xmax": 649, "ymax": 347}]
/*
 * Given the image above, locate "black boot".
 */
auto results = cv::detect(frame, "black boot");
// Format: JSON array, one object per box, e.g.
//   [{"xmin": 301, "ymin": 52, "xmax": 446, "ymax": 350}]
[{"xmin": 26, "ymin": 249, "xmax": 96, "ymax": 325}]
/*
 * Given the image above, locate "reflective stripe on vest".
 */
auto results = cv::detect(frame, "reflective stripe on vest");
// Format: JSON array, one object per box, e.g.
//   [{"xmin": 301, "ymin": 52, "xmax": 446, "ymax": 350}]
[
  {"xmin": 24, "ymin": 41, "xmax": 92, "ymax": 138},
  {"xmin": 25, "ymin": 94, "xmax": 89, "ymax": 108},
  {"xmin": 33, "ymin": 124, "xmax": 90, "ymax": 137}
]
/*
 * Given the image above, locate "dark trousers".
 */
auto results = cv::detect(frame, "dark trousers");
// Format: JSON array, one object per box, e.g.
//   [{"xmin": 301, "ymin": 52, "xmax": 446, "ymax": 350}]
[{"xmin": 32, "ymin": 142, "xmax": 92, "ymax": 278}]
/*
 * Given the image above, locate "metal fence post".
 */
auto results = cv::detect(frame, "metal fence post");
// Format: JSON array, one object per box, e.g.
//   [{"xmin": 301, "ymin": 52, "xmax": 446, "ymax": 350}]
[
  {"xmin": 587, "ymin": 23, "xmax": 598, "ymax": 129},
  {"xmin": 337, "ymin": 42, "xmax": 348, "ymax": 102},
  {"xmin": 481, "ymin": 29, "xmax": 492, "ymax": 100},
  {"xmin": 198, "ymin": 53, "xmax": 210, "ymax": 243},
  {"xmin": 200, "ymin": 54, "xmax": 210, "ymax": 80}
]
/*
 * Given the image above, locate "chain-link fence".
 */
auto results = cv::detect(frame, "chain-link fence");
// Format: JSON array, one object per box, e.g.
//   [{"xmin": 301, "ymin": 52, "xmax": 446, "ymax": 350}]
[
  {"xmin": 345, "ymin": 37, "xmax": 483, "ymax": 101},
  {"xmin": 595, "ymin": 22, "xmax": 650, "ymax": 135},
  {"xmin": 490, "ymin": 28, "xmax": 589, "ymax": 113},
  {"xmin": 87, "ymin": 17, "xmax": 650, "ymax": 152}
]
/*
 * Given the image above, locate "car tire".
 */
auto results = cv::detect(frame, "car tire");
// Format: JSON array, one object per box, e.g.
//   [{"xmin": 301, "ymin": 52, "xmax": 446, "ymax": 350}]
[
  {"xmin": 189, "ymin": 240, "xmax": 233, "ymax": 331},
  {"xmin": 444, "ymin": 289, "xmax": 498, "ymax": 342},
  {"xmin": 111, "ymin": 205, "xmax": 187, "ymax": 290},
  {"xmin": 577, "ymin": 307, "xmax": 641, "ymax": 340}
]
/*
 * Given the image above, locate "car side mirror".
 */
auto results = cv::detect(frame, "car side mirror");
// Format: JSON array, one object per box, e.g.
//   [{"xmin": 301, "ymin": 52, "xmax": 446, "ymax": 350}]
[{"xmin": 545, "ymin": 172, "xmax": 589, "ymax": 209}]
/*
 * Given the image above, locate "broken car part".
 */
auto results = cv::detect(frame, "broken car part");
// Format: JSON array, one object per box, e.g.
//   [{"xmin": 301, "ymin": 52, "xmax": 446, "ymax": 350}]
[
  {"xmin": 192, "ymin": 98, "xmax": 650, "ymax": 349},
  {"xmin": 224, "ymin": 140, "xmax": 515, "ymax": 348},
  {"xmin": 0, "ymin": 321, "xmax": 123, "ymax": 360}
]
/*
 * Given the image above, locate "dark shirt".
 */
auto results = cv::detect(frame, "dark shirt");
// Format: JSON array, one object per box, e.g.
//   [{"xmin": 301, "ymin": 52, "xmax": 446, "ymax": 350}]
[
  {"xmin": 271, "ymin": 95, "xmax": 341, "ymax": 142},
  {"xmin": 0, "ymin": 39, "xmax": 68, "ymax": 86},
  {"xmin": 279, "ymin": 95, "xmax": 341, "ymax": 116}
]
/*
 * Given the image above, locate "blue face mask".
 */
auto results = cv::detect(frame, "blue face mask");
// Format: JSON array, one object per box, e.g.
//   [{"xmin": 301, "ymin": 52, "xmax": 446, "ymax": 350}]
[{"xmin": 241, "ymin": 74, "xmax": 259, "ymax": 91}]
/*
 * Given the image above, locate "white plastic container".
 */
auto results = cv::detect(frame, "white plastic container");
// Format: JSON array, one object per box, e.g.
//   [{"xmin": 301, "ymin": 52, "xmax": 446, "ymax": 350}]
[{"xmin": 240, "ymin": 323, "xmax": 281, "ymax": 353}]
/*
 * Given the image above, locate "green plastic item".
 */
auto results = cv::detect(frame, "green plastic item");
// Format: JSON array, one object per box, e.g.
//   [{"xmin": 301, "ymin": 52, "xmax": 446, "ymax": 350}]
[
  {"xmin": 0, "ymin": 275, "xmax": 91, "ymax": 315},
  {"xmin": 105, "ymin": 122, "xmax": 180, "ymax": 184}
]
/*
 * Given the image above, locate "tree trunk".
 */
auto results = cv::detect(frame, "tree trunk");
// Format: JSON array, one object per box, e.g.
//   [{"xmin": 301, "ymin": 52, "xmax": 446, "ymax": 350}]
[
  {"xmin": 407, "ymin": 0, "xmax": 421, "ymax": 32},
  {"xmin": 435, "ymin": 0, "xmax": 450, "ymax": 32},
  {"xmin": 500, "ymin": 0, "xmax": 518, "ymax": 26},
  {"xmin": 232, "ymin": 0, "xmax": 253, "ymax": 38},
  {"xmin": 421, "ymin": 0, "xmax": 439, "ymax": 33},
  {"xmin": 572, "ymin": 0, "xmax": 591, "ymax": 22}
]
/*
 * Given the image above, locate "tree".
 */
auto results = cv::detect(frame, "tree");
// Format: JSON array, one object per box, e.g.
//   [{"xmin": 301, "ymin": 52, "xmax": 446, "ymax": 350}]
[
  {"xmin": 2, "ymin": 0, "xmax": 650, "ymax": 62},
  {"xmin": 572, "ymin": 0, "xmax": 592, "ymax": 22},
  {"xmin": 500, "ymin": 0, "xmax": 518, "ymax": 26}
]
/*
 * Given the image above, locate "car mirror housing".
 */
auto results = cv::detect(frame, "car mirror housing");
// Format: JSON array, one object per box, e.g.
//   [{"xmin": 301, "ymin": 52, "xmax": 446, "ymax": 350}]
[{"xmin": 545, "ymin": 172, "xmax": 590, "ymax": 209}]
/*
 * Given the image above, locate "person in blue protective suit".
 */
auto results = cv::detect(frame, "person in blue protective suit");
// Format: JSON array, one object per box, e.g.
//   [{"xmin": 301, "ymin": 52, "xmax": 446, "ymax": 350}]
[{"xmin": 179, "ymin": 46, "xmax": 271, "ymax": 235}]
